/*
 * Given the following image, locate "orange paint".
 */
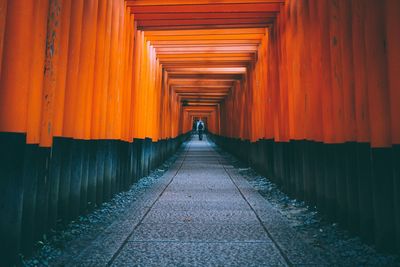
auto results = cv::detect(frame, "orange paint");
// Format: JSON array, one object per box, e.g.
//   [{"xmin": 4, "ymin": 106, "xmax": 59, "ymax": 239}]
[
  {"xmin": 351, "ymin": 0, "xmax": 370, "ymax": 143},
  {"xmin": 307, "ymin": 0, "xmax": 323, "ymax": 142},
  {"xmin": 105, "ymin": 0, "xmax": 121, "ymax": 139},
  {"xmin": 0, "ymin": 0, "xmax": 7, "ymax": 77},
  {"xmin": 62, "ymin": 0, "xmax": 84, "ymax": 138},
  {"xmin": 328, "ymin": 0, "xmax": 345, "ymax": 144},
  {"xmin": 339, "ymin": 0, "xmax": 356, "ymax": 142},
  {"xmin": 132, "ymin": 30, "xmax": 143, "ymax": 139},
  {"xmin": 99, "ymin": 0, "xmax": 113, "ymax": 138},
  {"xmin": 40, "ymin": 0, "xmax": 65, "ymax": 147},
  {"xmin": 81, "ymin": 0, "xmax": 99, "ymax": 140},
  {"xmin": 364, "ymin": 0, "xmax": 392, "ymax": 148},
  {"xmin": 385, "ymin": 0, "xmax": 400, "ymax": 145},
  {"xmin": 277, "ymin": 11, "xmax": 290, "ymax": 142},
  {"xmin": 26, "ymin": 0, "xmax": 49, "ymax": 144},
  {"xmin": 0, "ymin": 0, "xmax": 35, "ymax": 133},
  {"xmin": 91, "ymin": 0, "xmax": 108, "ymax": 140},
  {"xmin": 52, "ymin": 0, "xmax": 72, "ymax": 138}
]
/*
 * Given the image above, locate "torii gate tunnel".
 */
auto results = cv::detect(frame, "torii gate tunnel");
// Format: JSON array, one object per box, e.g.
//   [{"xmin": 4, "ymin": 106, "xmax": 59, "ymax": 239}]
[{"xmin": 0, "ymin": 0, "xmax": 399, "ymax": 265}]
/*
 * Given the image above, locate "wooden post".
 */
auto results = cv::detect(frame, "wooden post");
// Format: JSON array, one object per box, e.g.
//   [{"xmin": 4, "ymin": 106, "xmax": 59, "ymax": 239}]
[
  {"xmin": 0, "ymin": 0, "xmax": 35, "ymax": 133},
  {"xmin": 365, "ymin": 0, "xmax": 394, "ymax": 250}
]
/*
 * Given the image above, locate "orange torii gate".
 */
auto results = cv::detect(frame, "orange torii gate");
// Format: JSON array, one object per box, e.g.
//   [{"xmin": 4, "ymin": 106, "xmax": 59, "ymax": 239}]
[{"xmin": 0, "ymin": 0, "xmax": 400, "ymax": 264}]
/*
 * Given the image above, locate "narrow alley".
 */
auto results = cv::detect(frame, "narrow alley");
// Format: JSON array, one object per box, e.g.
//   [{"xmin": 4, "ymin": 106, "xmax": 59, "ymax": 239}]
[
  {"xmin": 43, "ymin": 136, "xmax": 323, "ymax": 266},
  {"xmin": 22, "ymin": 136, "xmax": 398, "ymax": 266},
  {"xmin": 1, "ymin": 0, "xmax": 399, "ymax": 266}
]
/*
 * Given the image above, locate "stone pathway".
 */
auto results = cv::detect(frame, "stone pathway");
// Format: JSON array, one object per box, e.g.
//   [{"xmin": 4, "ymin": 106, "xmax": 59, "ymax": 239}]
[{"xmin": 59, "ymin": 136, "xmax": 327, "ymax": 266}]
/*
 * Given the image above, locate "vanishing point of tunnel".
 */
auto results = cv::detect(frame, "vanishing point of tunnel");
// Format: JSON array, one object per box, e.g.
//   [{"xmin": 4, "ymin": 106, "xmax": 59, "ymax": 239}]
[{"xmin": 0, "ymin": 0, "xmax": 399, "ymax": 266}]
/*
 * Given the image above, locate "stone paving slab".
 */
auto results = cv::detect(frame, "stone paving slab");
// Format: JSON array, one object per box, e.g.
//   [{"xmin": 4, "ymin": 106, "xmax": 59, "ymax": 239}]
[
  {"xmin": 141, "ymin": 208, "xmax": 260, "ymax": 224},
  {"xmin": 158, "ymin": 191, "xmax": 245, "ymax": 203},
  {"xmin": 165, "ymin": 184, "xmax": 238, "ymax": 192},
  {"xmin": 165, "ymin": 183, "xmax": 239, "ymax": 192},
  {"xmin": 130, "ymin": 222, "xmax": 271, "ymax": 242},
  {"xmin": 111, "ymin": 241, "xmax": 287, "ymax": 267},
  {"xmin": 152, "ymin": 199, "xmax": 251, "ymax": 211}
]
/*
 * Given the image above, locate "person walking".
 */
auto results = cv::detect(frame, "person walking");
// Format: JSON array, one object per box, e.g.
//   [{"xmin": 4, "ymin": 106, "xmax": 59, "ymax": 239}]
[{"xmin": 197, "ymin": 119, "xmax": 205, "ymax": 140}]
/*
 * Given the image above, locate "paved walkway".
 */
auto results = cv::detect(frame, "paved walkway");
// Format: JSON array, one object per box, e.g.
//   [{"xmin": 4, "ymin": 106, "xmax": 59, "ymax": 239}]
[{"xmin": 67, "ymin": 136, "xmax": 326, "ymax": 266}]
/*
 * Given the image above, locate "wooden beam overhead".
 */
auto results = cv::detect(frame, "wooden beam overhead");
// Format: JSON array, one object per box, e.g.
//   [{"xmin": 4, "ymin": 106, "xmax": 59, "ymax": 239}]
[
  {"xmin": 182, "ymin": 99, "xmax": 226, "ymax": 102},
  {"xmin": 160, "ymin": 56, "xmax": 253, "ymax": 61},
  {"xmin": 138, "ymin": 19, "xmax": 272, "ymax": 28},
  {"xmin": 170, "ymin": 81, "xmax": 233, "ymax": 86},
  {"xmin": 178, "ymin": 92, "xmax": 230, "ymax": 96},
  {"xmin": 156, "ymin": 46, "xmax": 258, "ymax": 55},
  {"xmin": 154, "ymin": 44, "xmax": 258, "ymax": 47},
  {"xmin": 183, "ymin": 102, "xmax": 220, "ymax": 106},
  {"xmin": 128, "ymin": 0, "xmax": 284, "ymax": 5},
  {"xmin": 155, "ymin": 46, "xmax": 259, "ymax": 53},
  {"xmin": 151, "ymin": 40, "xmax": 261, "ymax": 45},
  {"xmin": 134, "ymin": 12, "xmax": 277, "ymax": 21},
  {"xmin": 145, "ymin": 34, "xmax": 264, "ymax": 41},
  {"xmin": 127, "ymin": 3, "xmax": 282, "ymax": 13},
  {"xmin": 168, "ymin": 76, "xmax": 242, "ymax": 81},
  {"xmin": 181, "ymin": 98, "xmax": 226, "ymax": 102},
  {"xmin": 168, "ymin": 73, "xmax": 244, "ymax": 78},
  {"xmin": 140, "ymin": 24, "xmax": 270, "ymax": 30},
  {"xmin": 175, "ymin": 88, "xmax": 233, "ymax": 93},
  {"xmin": 173, "ymin": 87, "xmax": 231, "ymax": 92},
  {"xmin": 184, "ymin": 106, "xmax": 217, "ymax": 110},
  {"xmin": 168, "ymin": 67, "xmax": 246, "ymax": 72},
  {"xmin": 181, "ymin": 97, "xmax": 225, "ymax": 100},
  {"xmin": 157, "ymin": 53, "xmax": 254, "ymax": 59},
  {"xmin": 145, "ymin": 28, "xmax": 265, "ymax": 36},
  {"xmin": 170, "ymin": 78, "xmax": 237, "ymax": 82},
  {"xmin": 172, "ymin": 86, "xmax": 232, "ymax": 89},
  {"xmin": 184, "ymin": 108, "xmax": 216, "ymax": 111},
  {"xmin": 163, "ymin": 62, "xmax": 249, "ymax": 67}
]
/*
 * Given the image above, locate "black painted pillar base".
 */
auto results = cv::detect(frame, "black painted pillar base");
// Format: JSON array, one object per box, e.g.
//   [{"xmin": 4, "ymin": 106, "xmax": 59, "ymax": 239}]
[
  {"xmin": 21, "ymin": 144, "xmax": 40, "ymax": 255},
  {"xmin": 371, "ymin": 148, "xmax": 395, "ymax": 251},
  {"xmin": 393, "ymin": 145, "xmax": 400, "ymax": 253},
  {"xmin": 86, "ymin": 141, "xmax": 98, "ymax": 211},
  {"xmin": 69, "ymin": 140, "xmax": 84, "ymax": 220},
  {"xmin": 315, "ymin": 142, "xmax": 325, "ymax": 211},
  {"xmin": 336, "ymin": 144, "xmax": 348, "ymax": 228},
  {"xmin": 0, "ymin": 133, "xmax": 26, "ymax": 265},
  {"xmin": 324, "ymin": 144, "xmax": 337, "ymax": 221},
  {"xmin": 356, "ymin": 143, "xmax": 374, "ymax": 244},
  {"xmin": 345, "ymin": 142, "xmax": 359, "ymax": 234}
]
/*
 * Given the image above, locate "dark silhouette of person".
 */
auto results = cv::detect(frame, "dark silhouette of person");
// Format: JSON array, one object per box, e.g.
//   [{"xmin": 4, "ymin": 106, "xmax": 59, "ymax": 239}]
[{"xmin": 197, "ymin": 119, "xmax": 204, "ymax": 140}]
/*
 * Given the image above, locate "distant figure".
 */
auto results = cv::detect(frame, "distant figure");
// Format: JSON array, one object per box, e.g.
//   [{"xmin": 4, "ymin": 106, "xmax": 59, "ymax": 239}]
[{"xmin": 197, "ymin": 119, "xmax": 205, "ymax": 140}]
